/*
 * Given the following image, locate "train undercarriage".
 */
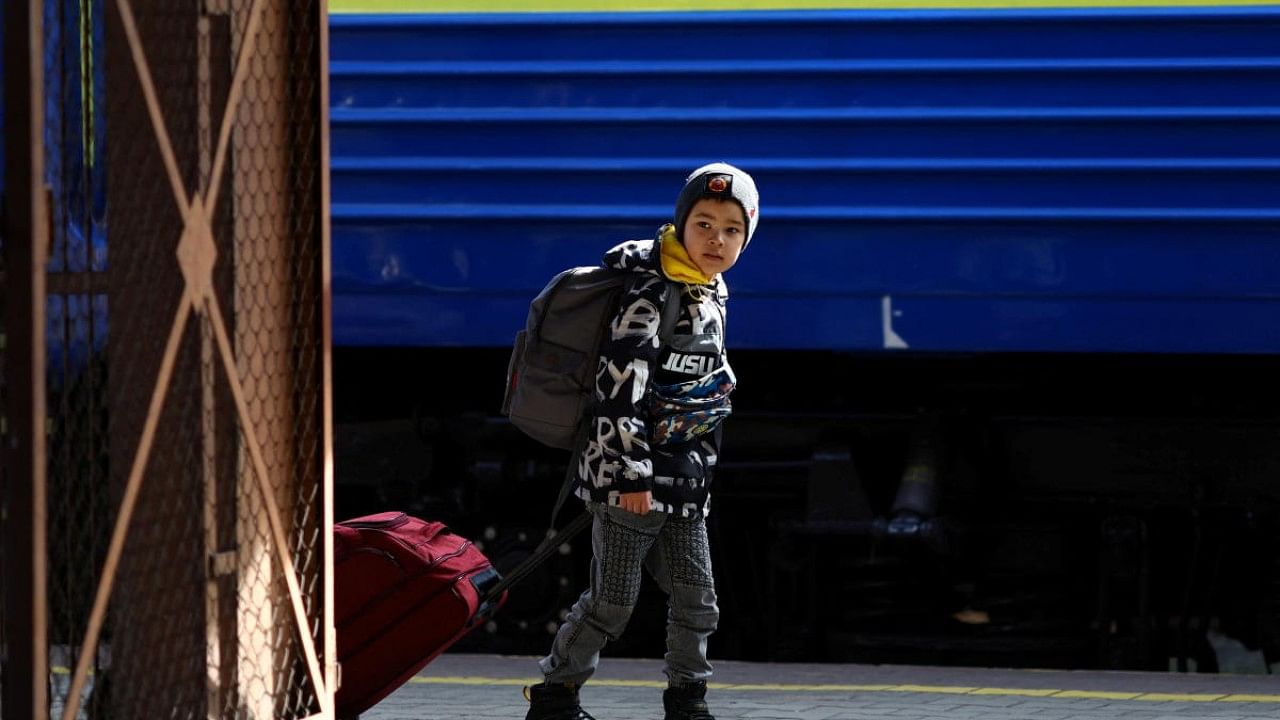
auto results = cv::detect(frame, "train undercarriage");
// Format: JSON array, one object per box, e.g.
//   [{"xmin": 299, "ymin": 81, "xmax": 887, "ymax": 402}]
[{"xmin": 334, "ymin": 347, "xmax": 1280, "ymax": 673}]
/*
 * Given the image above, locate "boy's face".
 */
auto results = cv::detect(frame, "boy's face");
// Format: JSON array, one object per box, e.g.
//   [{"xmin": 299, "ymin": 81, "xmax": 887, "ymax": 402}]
[{"xmin": 681, "ymin": 198, "xmax": 746, "ymax": 277}]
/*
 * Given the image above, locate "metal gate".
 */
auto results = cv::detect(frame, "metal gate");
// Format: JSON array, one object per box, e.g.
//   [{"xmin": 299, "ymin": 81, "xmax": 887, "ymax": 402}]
[{"xmin": 2, "ymin": 0, "xmax": 334, "ymax": 717}]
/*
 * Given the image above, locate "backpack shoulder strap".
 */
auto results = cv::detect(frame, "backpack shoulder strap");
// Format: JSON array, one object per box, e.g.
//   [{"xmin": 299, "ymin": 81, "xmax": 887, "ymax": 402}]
[
  {"xmin": 546, "ymin": 421, "xmax": 590, "ymax": 537},
  {"xmin": 612, "ymin": 271, "xmax": 681, "ymax": 343},
  {"xmin": 657, "ymin": 280, "xmax": 681, "ymax": 343}
]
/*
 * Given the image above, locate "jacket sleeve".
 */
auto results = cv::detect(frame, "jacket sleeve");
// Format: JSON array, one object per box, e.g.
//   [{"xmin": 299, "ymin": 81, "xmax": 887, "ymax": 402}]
[{"xmin": 590, "ymin": 274, "xmax": 668, "ymax": 494}]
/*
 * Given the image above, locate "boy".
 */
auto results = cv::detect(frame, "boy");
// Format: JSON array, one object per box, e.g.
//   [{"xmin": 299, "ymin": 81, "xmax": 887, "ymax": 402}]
[{"xmin": 525, "ymin": 163, "xmax": 760, "ymax": 720}]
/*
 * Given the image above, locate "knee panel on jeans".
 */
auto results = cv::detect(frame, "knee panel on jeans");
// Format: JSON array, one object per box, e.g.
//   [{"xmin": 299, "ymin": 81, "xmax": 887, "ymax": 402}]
[
  {"xmin": 598, "ymin": 513, "xmax": 654, "ymax": 607},
  {"xmin": 669, "ymin": 584, "xmax": 719, "ymax": 632},
  {"xmin": 661, "ymin": 517, "xmax": 714, "ymax": 590},
  {"xmin": 575, "ymin": 595, "xmax": 635, "ymax": 642}
]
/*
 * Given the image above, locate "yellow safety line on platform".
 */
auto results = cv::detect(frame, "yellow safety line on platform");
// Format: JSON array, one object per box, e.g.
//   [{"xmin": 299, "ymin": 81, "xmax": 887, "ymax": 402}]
[
  {"xmin": 971, "ymin": 686, "xmax": 1060, "ymax": 696},
  {"xmin": 330, "ymin": 1, "xmax": 1280, "ymax": 13},
  {"xmin": 405, "ymin": 675, "xmax": 1280, "ymax": 703},
  {"xmin": 47, "ymin": 665, "xmax": 1280, "ymax": 703}
]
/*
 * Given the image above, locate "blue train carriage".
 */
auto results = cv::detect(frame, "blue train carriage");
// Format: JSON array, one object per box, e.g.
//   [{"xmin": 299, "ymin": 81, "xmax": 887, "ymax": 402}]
[{"xmin": 328, "ymin": 1, "xmax": 1280, "ymax": 671}]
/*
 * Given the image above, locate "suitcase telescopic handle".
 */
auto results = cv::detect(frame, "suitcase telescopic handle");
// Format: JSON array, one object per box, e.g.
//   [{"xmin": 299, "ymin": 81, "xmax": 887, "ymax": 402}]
[
  {"xmin": 480, "ymin": 510, "xmax": 592, "ymax": 609},
  {"xmin": 477, "ymin": 429, "xmax": 598, "ymax": 616}
]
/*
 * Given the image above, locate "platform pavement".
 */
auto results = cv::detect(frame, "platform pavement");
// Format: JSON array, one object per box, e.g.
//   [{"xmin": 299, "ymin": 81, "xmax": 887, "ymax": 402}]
[{"xmin": 358, "ymin": 652, "xmax": 1280, "ymax": 720}]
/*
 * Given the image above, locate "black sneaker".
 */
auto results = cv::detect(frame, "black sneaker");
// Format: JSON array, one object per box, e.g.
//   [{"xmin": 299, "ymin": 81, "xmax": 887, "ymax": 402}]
[
  {"xmin": 523, "ymin": 682, "xmax": 596, "ymax": 720},
  {"xmin": 663, "ymin": 680, "xmax": 716, "ymax": 720}
]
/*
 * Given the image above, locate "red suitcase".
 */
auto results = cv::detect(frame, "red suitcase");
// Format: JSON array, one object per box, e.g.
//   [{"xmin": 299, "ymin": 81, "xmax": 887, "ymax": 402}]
[{"xmin": 334, "ymin": 512, "xmax": 506, "ymax": 719}]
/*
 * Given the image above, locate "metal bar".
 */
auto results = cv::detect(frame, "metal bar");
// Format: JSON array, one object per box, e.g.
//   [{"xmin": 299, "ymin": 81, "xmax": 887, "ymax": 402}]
[
  {"xmin": 2, "ymin": 0, "xmax": 50, "ymax": 717},
  {"xmin": 201, "ymin": 313, "xmax": 223, "ymax": 720},
  {"xmin": 60, "ymin": 298, "xmax": 194, "ymax": 720},
  {"xmin": 204, "ymin": 0, "xmax": 267, "ymax": 216},
  {"xmin": 318, "ymin": 0, "xmax": 338, "ymax": 710},
  {"xmin": 196, "ymin": 14, "xmax": 226, "ymax": 719},
  {"xmin": 204, "ymin": 294, "xmax": 332, "ymax": 716}
]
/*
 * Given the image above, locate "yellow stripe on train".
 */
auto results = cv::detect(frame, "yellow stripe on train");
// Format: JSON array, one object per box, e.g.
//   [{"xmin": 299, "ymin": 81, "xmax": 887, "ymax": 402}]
[{"xmin": 330, "ymin": 0, "xmax": 1280, "ymax": 14}]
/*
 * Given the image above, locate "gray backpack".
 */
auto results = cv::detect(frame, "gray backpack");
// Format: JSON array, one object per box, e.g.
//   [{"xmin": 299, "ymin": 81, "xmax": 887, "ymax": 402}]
[{"xmin": 503, "ymin": 266, "xmax": 678, "ymax": 449}]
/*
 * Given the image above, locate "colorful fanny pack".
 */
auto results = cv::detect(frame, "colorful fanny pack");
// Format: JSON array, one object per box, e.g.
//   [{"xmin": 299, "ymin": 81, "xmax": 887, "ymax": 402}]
[{"xmin": 649, "ymin": 363, "xmax": 736, "ymax": 446}]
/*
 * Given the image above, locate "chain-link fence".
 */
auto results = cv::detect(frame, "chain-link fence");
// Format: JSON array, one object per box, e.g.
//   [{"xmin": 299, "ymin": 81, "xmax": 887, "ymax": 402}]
[{"xmin": 4, "ymin": 0, "xmax": 332, "ymax": 717}]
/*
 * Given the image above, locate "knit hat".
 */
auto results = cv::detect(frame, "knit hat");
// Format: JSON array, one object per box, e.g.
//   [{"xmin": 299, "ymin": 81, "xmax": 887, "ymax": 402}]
[{"xmin": 673, "ymin": 162, "xmax": 760, "ymax": 248}]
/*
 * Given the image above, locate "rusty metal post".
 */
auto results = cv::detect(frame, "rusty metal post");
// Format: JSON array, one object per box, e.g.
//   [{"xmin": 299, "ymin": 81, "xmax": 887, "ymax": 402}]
[{"xmin": 2, "ymin": 0, "xmax": 50, "ymax": 718}]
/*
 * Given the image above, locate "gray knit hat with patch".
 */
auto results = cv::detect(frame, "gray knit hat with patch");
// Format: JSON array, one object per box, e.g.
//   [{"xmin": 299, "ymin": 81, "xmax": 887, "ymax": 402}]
[{"xmin": 673, "ymin": 162, "xmax": 760, "ymax": 248}]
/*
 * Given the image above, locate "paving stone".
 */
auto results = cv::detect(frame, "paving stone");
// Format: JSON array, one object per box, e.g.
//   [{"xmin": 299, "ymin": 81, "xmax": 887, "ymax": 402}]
[{"xmin": 355, "ymin": 653, "xmax": 1280, "ymax": 720}]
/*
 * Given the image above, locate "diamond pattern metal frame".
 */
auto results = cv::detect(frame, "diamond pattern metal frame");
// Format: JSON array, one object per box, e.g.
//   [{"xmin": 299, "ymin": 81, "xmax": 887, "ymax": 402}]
[{"xmin": 58, "ymin": 0, "xmax": 332, "ymax": 716}]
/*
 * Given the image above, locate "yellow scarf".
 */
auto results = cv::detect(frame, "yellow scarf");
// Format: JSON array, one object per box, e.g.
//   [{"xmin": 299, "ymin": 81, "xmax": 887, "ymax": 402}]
[{"xmin": 658, "ymin": 224, "xmax": 712, "ymax": 285}]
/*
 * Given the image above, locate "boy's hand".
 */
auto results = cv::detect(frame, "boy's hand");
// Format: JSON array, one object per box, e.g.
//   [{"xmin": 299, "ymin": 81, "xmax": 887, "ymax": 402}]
[{"xmin": 619, "ymin": 490, "xmax": 652, "ymax": 515}]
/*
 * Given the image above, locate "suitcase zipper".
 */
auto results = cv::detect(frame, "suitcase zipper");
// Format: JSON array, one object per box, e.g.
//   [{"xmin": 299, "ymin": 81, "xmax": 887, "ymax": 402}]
[
  {"xmin": 339, "ymin": 538, "xmax": 476, "ymax": 576},
  {"xmin": 426, "ymin": 542, "xmax": 474, "ymax": 570}
]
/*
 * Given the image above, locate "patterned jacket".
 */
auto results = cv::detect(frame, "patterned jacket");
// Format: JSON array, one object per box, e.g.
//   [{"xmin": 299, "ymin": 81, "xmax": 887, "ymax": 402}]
[{"xmin": 573, "ymin": 229, "xmax": 735, "ymax": 518}]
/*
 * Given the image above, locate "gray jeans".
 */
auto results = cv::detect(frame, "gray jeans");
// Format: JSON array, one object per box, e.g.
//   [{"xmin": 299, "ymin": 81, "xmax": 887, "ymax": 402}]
[{"xmin": 538, "ymin": 502, "xmax": 719, "ymax": 687}]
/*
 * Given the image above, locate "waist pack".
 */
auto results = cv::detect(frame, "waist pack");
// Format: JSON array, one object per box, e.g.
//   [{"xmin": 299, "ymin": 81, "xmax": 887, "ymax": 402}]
[
  {"xmin": 503, "ymin": 266, "xmax": 677, "ymax": 449},
  {"xmin": 649, "ymin": 362, "xmax": 737, "ymax": 446}
]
